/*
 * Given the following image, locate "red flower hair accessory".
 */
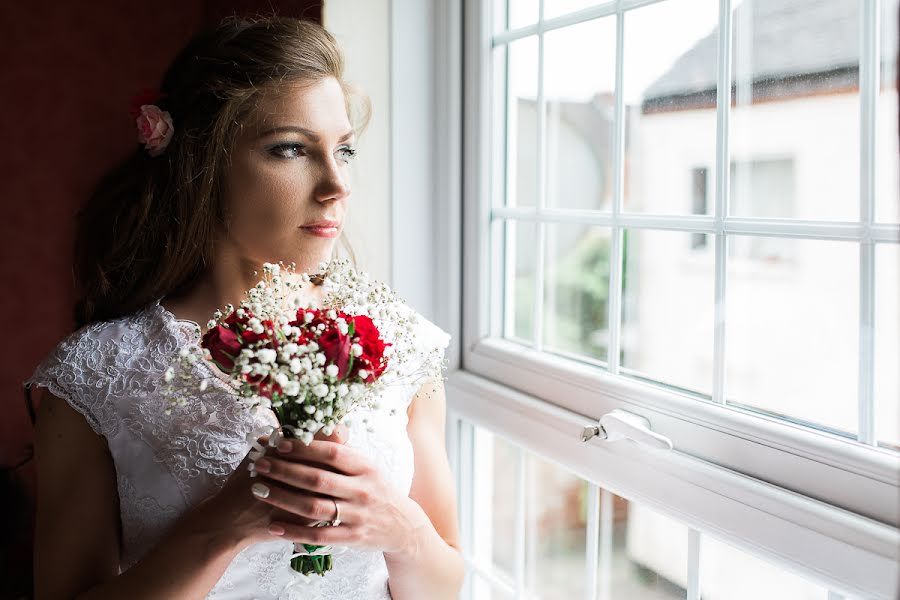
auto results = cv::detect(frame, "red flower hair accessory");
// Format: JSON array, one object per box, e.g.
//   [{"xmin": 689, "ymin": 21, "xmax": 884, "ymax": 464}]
[{"xmin": 129, "ymin": 88, "xmax": 173, "ymax": 157}]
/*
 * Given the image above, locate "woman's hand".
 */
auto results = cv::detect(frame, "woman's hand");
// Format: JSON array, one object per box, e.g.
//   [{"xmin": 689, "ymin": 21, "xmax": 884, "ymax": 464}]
[
  {"xmin": 248, "ymin": 430, "xmax": 427, "ymax": 557},
  {"xmin": 185, "ymin": 426, "xmax": 351, "ymax": 553}
]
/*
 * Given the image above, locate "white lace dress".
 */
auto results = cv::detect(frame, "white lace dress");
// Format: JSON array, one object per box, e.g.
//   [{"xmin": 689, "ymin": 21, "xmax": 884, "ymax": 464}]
[{"xmin": 24, "ymin": 299, "xmax": 451, "ymax": 599}]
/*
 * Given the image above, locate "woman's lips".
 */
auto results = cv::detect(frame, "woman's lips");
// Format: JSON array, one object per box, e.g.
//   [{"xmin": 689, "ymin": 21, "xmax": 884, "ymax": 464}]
[{"xmin": 300, "ymin": 225, "xmax": 340, "ymax": 238}]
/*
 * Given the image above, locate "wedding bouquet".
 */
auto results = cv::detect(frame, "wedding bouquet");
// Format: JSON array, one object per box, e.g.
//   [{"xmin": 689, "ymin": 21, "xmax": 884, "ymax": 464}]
[{"xmin": 163, "ymin": 259, "xmax": 447, "ymax": 578}]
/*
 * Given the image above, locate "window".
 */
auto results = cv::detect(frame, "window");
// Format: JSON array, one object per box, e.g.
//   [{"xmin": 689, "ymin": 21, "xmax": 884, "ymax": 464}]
[{"xmin": 453, "ymin": 0, "xmax": 900, "ymax": 597}]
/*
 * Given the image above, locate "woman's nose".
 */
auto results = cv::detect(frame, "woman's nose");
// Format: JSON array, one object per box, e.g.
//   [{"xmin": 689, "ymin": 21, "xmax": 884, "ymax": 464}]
[{"xmin": 315, "ymin": 157, "xmax": 351, "ymax": 203}]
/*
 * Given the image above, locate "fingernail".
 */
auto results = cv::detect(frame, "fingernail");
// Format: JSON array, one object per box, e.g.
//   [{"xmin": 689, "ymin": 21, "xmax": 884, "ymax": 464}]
[
  {"xmin": 255, "ymin": 459, "xmax": 271, "ymax": 474},
  {"xmin": 251, "ymin": 483, "xmax": 270, "ymax": 498},
  {"xmin": 268, "ymin": 523, "xmax": 285, "ymax": 536},
  {"xmin": 278, "ymin": 440, "xmax": 292, "ymax": 453}
]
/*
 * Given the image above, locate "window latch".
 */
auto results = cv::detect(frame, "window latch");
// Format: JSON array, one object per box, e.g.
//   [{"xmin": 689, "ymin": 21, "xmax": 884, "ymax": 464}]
[{"xmin": 581, "ymin": 408, "xmax": 673, "ymax": 451}]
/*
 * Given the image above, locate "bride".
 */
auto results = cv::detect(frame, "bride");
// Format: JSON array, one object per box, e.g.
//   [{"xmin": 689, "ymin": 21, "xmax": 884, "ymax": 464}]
[{"xmin": 25, "ymin": 15, "xmax": 463, "ymax": 600}]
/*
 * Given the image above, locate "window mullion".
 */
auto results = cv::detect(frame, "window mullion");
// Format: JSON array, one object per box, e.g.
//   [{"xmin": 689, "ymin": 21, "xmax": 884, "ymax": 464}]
[
  {"xmin": 598, "ymin": 488, "xmax": 614, "ymax": 600},
  {"xmin": 584, "ymin": 484, "xmax": 600, "ymax": 600},
  {"xmin": 712, "ymin": 0, "xmax": 733, "ymax": 405},
  {"xmin": 608, "ymin": 1, "xmax": 626, "ymax": 374},
  {"xmin": 514, "ymin": 446, "xmax": 527, "ymax": 599},
  {"xmin": 857, "ymin": 0, "xmax": 879, "ymax": 445},
  {"xmin": 533, "ymin": 0, "xmax": 547, "ymax": 354},
  {"xmin": 687, "ymin": 528, "xmax": 701, "ymax": 600}
]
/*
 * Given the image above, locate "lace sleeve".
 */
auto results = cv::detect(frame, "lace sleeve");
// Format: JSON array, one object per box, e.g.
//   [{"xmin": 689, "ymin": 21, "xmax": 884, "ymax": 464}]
[
  {"xmin": 23, "ymin": 323, "xmax": 118, "ymax": 439},
  {"xmin": 411, "ymin": 312, "xmax": 452, "ymax": 388},
  {"xmin": 416, "ymin": 314, "xmax": 452, "ymax": 360}
]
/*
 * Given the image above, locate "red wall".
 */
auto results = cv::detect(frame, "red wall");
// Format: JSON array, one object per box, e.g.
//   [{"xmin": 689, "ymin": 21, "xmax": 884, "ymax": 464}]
[
  {"xmin": 1, "ymin": 0, "xmax": 322, "ymax": 465},
  {"xmin": 0, "ymin": 1, "xmax": 320, "ymax": 594},
  {"xmin": 0, "ymin": 8, "xmax": 321, "ymax": 600}
]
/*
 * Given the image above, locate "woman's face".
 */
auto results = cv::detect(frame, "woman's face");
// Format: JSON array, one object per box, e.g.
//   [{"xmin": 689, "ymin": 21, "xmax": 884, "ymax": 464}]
[{"xmin": 221, "ymin": 77, "xmax": 355, "ymax": 272}]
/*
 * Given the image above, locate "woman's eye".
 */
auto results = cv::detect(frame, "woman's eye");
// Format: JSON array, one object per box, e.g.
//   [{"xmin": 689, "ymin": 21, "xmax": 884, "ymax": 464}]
[
  {"xmin": 269, "ymin": 143, "xmax": 305, "ymax": 159},
  {"xmin": 338, "ymin": 146, "xmax": 358, "ymax": 164}
]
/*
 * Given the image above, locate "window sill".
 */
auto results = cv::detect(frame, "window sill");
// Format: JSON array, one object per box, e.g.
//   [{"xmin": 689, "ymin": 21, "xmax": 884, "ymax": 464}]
[{"xmin": 446, "ymin": 368, "xmax": 900, "ymax": 599}]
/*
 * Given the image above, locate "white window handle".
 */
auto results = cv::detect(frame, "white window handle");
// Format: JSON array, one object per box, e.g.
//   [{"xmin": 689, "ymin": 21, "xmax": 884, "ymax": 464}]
[{"xmin": 581, "ymin": 408, "xmax": 673, "ymax": 451}]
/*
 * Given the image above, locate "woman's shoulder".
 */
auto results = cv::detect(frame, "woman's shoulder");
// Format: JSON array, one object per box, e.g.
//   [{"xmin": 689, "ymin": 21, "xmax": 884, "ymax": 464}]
[
  {"xmin": 24, "ymin": 301, "xmax": 186, "ymax": 438},
  {"xmin": 25, "ymin": 301, "xmax": 183, "ymax": 390},
  {"xmin": 406, "ymin": 308, "xmax": 451, "ymax": 352}
]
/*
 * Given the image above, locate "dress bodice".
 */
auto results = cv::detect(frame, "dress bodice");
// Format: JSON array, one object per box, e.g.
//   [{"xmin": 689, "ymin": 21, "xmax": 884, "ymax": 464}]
[{"xmin": 24, "ymin": 299, "xmax": 450, "ymax": 599}]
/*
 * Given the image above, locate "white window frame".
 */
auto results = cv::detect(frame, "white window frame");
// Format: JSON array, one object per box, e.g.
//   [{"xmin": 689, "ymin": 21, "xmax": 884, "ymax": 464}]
[{"xmin": 429, "ymin": 0, "xmax": 900, "ymax": 597}]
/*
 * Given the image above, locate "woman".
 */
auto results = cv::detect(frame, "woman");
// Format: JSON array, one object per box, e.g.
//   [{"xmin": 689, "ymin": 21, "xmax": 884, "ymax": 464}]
[{"xmin": 25, "ymin": 16, "xmax": 463, "ymax": 600}]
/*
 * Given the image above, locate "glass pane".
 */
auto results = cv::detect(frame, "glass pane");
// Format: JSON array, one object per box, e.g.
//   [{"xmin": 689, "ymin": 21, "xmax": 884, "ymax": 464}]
[
  {"xmin": 504, "ymin": 219, "xmax": 538, "ymax": 344},
  {"xmin": 605, "ymin": 494, "xmax": 688, "ymax": 598},
  {"xmin": 511, "ymin": 0, "xmax": 539, "ymax": 30},
  {"xmin": 472, "ymin": 426, "xmax": 519, "ymax": 581},
  {"xmin": 493, "ymin": 432, "xmax": 519, "ymax": 574},
  {"xmin": 725, "ymin": 238, "xmax": 859, "ymax": 434},
  {"xmin": 492, "ymin": 45, "xmax": 508, "ymax": 209},
  {"xmin": 624, "ymin": 0, "xmax": 719, "ymax": 215},
  {"xmin": 543, "ymin": 223, "xmax": 612, "ymax": 364},
  {"xmin": 544, "ymin": 17, "xmax": 616, "ymax": 211},
  {"xmin": 877, "ymin": 0, "xmax": 900, "ymax": 223},
  {"xmin": 730, "ymin": 0, "xmax": 860, "ymax": 222},
  {"xmin": 730, "ymin": 158, "xmax": 796, "ymax": 222},
  {"xmin": 545, "ymin": 0, "xmax": 601, "ymax": 21},
  {"xmin": 504, "ymin": 37, "xmax": 539, "ymax": 208},
  {"xmin": 524, "ymin": 454, "xmax": 588, "ymax": 600},
  {"xmin": 875, "ymin": 244, "xmax": 900, "ymax": 449},
  {"xmin": 700, "ymin": 534, "xmax": 834, "ymax": 599},
  {"xmin": 620, "ymin": 229, "xmax": 715, "ymax": 398}
]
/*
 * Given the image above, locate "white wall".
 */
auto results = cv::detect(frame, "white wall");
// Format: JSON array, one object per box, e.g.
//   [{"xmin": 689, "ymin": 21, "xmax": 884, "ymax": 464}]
[{"xmin": 323, "ymin": 0, "xmax": 393, "ymax": 285}]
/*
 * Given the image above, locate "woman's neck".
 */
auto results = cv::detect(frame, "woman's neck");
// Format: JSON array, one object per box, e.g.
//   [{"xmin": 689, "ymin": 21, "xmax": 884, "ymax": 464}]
[{"xmin": 161, "ymin": 251, "xmax": 330, "ymax": 327}]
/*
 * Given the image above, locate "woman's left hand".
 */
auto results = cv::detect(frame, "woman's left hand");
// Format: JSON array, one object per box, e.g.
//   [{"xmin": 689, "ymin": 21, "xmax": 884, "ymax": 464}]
[{"xmin": 248, "ymin": 432, "xmax": 427, "ymax": 557}]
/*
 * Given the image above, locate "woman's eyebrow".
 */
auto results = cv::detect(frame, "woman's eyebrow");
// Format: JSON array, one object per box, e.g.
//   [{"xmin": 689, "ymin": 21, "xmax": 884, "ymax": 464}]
[{"xmin": 257, "ymin": 125, "xmax": 355, "ymax": 142}]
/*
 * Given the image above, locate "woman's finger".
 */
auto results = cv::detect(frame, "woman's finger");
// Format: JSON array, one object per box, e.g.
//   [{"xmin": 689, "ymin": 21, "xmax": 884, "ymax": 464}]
[
  {"xmin": 274, "ymin": 439, "xmax": 370, "ymax": 476},
  {"xmin": 313, "ymin": 423, "xmax": 349, "ymax": 444},
  {"xmin": 251, "ymin": 479, "xmax": 359, "ymax": 525},
  {"xmin": 268, "ymin": 519, "xmax": 357, "ymax": 546},
  {"xmin": 252, "ymin": 456, "xmax": 359, "ymax": 500}
]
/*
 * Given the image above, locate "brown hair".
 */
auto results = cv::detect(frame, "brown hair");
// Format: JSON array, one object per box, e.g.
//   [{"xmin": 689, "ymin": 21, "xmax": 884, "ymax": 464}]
[{"xmin": 73, "ymin": 16, "xmax": 370, "ymax": 328}]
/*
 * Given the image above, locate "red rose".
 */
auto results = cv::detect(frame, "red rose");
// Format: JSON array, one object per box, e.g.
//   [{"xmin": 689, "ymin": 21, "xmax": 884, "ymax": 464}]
[
  {"xmin": 241, "ymin": 319, "xmax": 278, "ymax": 347},
  {"xmin": 317, "ymin": 326, "xmax": 351, "ymax": 377},
  {"xmin": 224, "ymin": 309, "xmax": 252, "ymax": 327},
  {"xmin": 351, "ymin": 314, "xmax": 390, "ymax": 382},
  {"xmin": 202, "ymin": 324, "xmax": 241, "ymax": 372}
]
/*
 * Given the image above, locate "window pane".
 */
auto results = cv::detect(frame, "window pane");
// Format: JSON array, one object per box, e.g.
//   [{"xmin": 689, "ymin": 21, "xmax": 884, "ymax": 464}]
[
  {"xmin": 607, "ymin": 494, "xmax": 688, "ymax": 598},
  {"xmin": 525, "ymin": 454, "xmax": 588, "ymax": 600},
  {"xmin": 877, "ymin": 0, "xmax": 900, "ymax": 223},
  {"xmin": 620, "ymin": 229, "xmax": 715, "ymax": 398},
  {"xmin": 725, "ymin": 238, "xmax": 859, "ymax": 434},
  {"xmin": 730, "ymin": 158, "xmax": 795, "ymax": 222},
  {"xmin": 875, "ymin": 243, "xmax": 900, "ymax": 449},
  {"xmin": 501, "ymin": 37, "xmax": 539, "ymax": 208},
  {"xmin": 471, "ymin": 426, "xmax": 520, "ymax": 582},
  {"xmin": 543, "ymin": 223, "xmax": 612, "ymax": 364},
  {"xmin": 730, "ymin": 0, "xmax": 860, "ymax": 221},
  {"xmin": 700, "ymin": 535, "xmax": 837, "ymax": 599},
  {"xmin": 544, "ymin": 0, "xmax": 601, "ymax": 21},
  {"xmin": 503, "ymin": 219, "xmax": 538, "ymax": 344},
  {"xmin": 493, "ymin": 0, "xmax": 540, "ymax": 33},
  {"xmin": 544, "ymin": 17, "xmax": 616, "ymax": 211},
  {"xmin": 624, "ymin": 0, "xmax": 719, "ymax": 215},
  {"xmin": 492, "ymin": 432, "xmax": 518, "ymax": 574},
  {"xmin": 511, "ymin": 0, "xmax": 539, "ymax": 30}
]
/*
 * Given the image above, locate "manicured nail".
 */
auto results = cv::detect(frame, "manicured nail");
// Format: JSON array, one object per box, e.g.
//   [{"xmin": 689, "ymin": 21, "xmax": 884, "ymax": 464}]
[
  {"xmin": 254, "ymin": 459, "xmax": 271, "ymax": 473},
  {"xmin": 278, "ymin": 440, "xmax": 293, "ymax": 453},
  {"xmin": 268, "ymin": 523, "xmax": 285, "ymax": 536},
  {"xmin": 251, "ymin": 483, "xmax": 270, "ymax": 498}
]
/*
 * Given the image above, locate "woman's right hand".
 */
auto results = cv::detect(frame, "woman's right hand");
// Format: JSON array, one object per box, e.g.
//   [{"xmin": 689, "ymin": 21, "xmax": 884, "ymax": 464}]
[{"xmin": 187, "ymin": 425, "xmax": 349, "ymax": 552}]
